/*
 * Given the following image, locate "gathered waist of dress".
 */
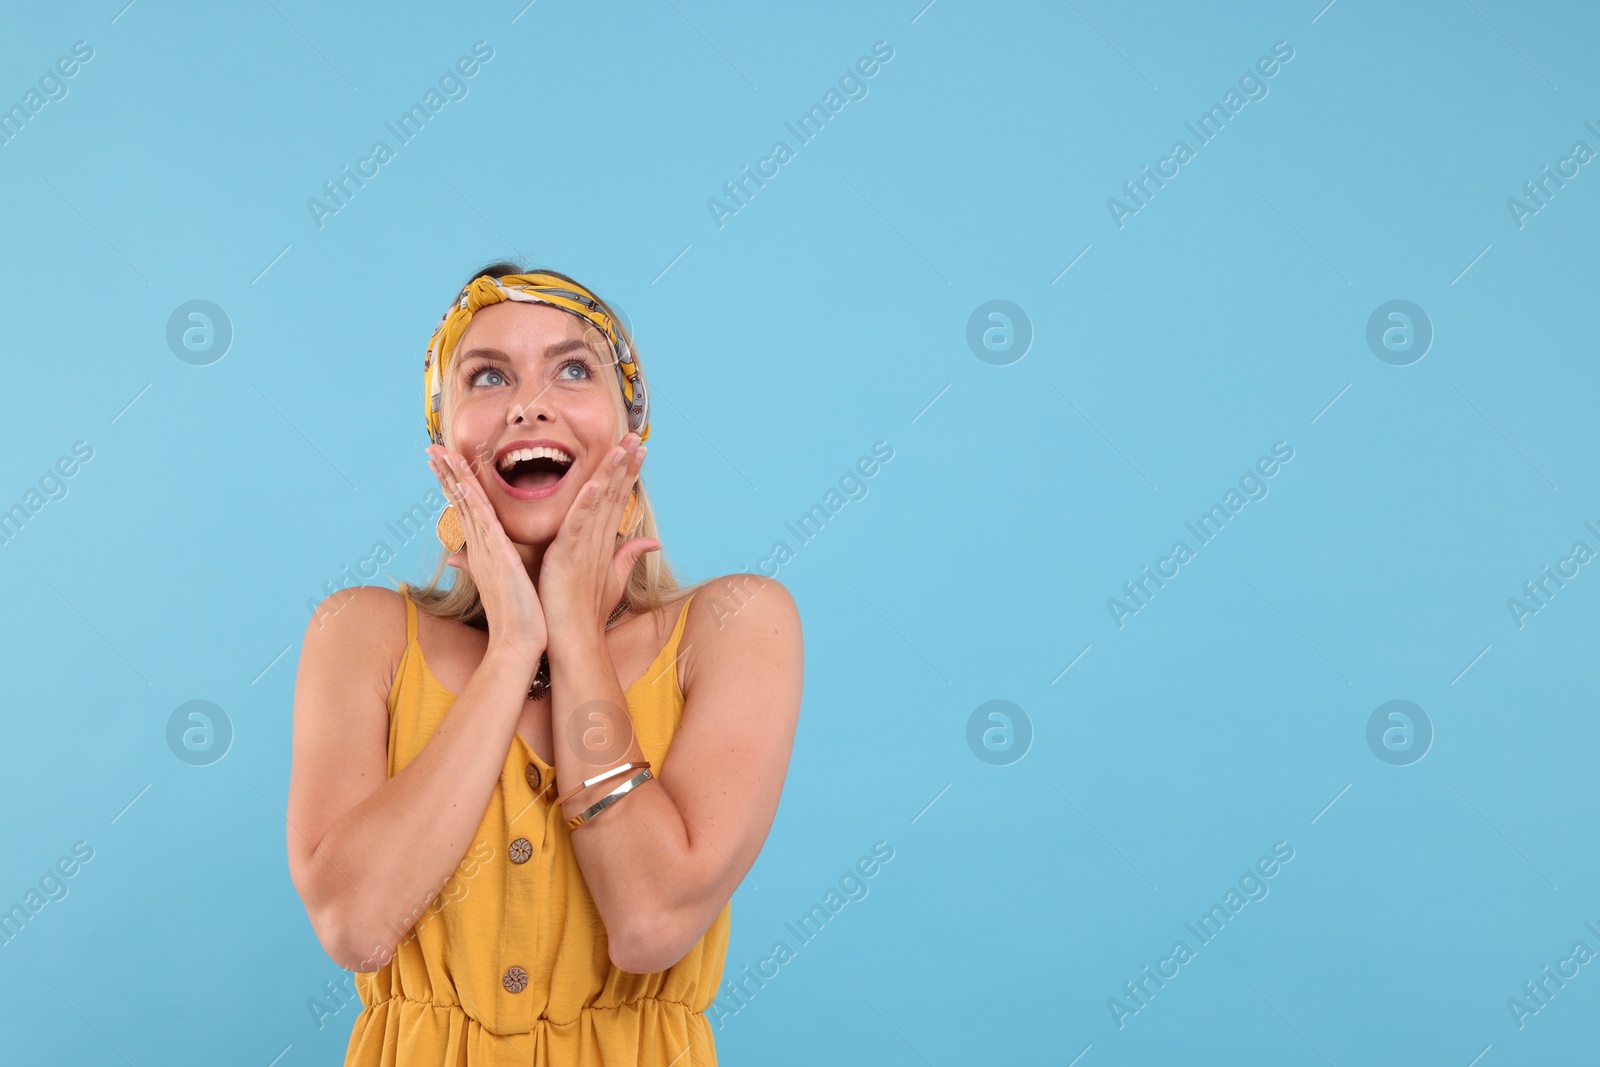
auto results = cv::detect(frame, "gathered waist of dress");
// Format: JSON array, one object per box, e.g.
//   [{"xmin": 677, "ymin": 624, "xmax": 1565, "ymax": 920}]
[{"xmin": 358, "ymin": 989, "xmax": 709, "ymax": 1038}]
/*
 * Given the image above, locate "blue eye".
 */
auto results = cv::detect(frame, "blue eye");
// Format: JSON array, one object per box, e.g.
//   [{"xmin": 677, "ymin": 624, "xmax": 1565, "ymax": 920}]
[{"xmin": 467, "ymin": 358, "xmax": 593, "ymax": 387}]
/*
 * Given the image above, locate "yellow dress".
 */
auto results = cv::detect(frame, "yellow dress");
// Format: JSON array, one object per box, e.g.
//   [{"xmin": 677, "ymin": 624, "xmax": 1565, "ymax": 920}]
[{"xmin": 343, "ymin": 587, "xmax": 730, "ymax": 1066}]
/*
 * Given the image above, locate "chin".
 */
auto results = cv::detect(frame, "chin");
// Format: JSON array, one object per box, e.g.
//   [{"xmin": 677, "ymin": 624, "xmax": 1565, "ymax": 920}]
[{"xmin": 499, "ymin": 518, "xmax": 558, "ymax": 547}]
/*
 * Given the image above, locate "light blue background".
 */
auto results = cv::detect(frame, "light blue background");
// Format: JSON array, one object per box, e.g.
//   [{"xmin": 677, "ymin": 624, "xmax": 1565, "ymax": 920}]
[{"xmin": 2, "ymin": 1, "xmax": 1597, "ymax": 1063}]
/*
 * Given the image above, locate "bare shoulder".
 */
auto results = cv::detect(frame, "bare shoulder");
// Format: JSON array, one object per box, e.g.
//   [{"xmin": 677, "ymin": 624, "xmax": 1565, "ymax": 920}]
[
  {"xmin": 298, "ymin": 584, "xmax": 410, "ymax": 701},
  {"xmin": 680, "ymin": 573, "xmax": 803, "ymax": 694},
  {"xmin": 686, "ymin": 572, "xmax": 799, "ymax": 633}
]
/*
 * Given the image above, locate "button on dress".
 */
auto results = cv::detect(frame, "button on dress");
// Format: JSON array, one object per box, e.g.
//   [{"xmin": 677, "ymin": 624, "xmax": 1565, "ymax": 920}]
[{"xmin": 342, "ymin": 587, "xmax": 729, "ymax": 1066}]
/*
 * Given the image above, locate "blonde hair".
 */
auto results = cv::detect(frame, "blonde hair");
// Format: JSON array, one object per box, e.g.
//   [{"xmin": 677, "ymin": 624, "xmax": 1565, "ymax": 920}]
[{"xmin": 405, "ymin": 260, "xmax": 710, "ymax": 629}]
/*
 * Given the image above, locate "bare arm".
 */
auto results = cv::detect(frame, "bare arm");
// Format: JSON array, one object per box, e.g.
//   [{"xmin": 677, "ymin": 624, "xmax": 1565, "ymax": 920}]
[
  {"xmin": 286, "ymin": 586, "xmax": 537, "ymax": 971},
  {"xmin": 547, "ymin": 574, "xmax": 803, "ymax": 974}
]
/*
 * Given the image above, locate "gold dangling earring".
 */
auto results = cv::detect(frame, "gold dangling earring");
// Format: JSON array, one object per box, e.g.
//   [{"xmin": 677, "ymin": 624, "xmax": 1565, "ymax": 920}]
[
  {"xmin": 436, "ymin": 504, "xmax": 466, "ymax": 553},
  {"xmin": 617, "ymin": 488, "xmax": 639, "ymax": 537}
]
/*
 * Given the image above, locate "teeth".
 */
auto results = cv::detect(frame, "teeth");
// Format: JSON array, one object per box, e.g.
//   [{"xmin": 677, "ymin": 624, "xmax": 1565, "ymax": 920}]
[{"xmin": 498, "ymin": 445, "xmax": 573, "ymax": 471}]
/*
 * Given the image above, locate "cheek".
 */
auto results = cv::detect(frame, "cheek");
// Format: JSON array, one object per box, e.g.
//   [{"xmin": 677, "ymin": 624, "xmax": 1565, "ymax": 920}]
[
  {"xmin": 574, "ymin": 399, "xmax": 626, "ymax": 452},
  {"xmin": 571, "ymin": 456, "xmax": 606, "ymax": 490},
  {"xmin": 448, "ymin": 402, "xmax": 497, "ymax": 454}
]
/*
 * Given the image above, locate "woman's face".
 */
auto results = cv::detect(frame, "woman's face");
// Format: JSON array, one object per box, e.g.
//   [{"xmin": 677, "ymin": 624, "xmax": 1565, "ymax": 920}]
[{"xmin": 445, "ymin": 300, "xmax": 623, "ymax": 547}]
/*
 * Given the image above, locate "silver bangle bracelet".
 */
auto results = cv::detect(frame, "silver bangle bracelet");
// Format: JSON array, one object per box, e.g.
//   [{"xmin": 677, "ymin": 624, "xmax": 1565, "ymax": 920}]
[
  {"xmin": 553, "ymin": 760, "xmax": 650, "ymax": 807},
  {"xmin": 567, "ymin": 768, "xmax": 654, "ymax": 831}
]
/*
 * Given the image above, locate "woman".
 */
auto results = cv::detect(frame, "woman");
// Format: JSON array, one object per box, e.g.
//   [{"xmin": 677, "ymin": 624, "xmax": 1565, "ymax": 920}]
[{"xmin": 287, "ymin": 263, "xmax": 804, "ymax": 1065}]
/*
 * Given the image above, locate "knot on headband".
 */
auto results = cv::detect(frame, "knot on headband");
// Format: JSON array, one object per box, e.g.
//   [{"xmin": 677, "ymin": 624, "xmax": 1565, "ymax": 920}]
[{"xmin": 422, "ymin": 271, "xmax": 649, "ymax": 447}]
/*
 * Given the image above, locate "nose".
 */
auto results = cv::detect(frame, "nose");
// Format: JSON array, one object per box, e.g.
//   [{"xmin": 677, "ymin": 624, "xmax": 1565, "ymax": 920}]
[{"xmin": 507, "ymin": 378, "xmax": 553, "ymax": 426}]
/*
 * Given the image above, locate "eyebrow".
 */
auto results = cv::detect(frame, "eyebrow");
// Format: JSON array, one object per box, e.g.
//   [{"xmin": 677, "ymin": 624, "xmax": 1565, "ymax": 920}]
[{"xmin": 456, "ymin": 339, "xmax": 591, "ymax": 366}]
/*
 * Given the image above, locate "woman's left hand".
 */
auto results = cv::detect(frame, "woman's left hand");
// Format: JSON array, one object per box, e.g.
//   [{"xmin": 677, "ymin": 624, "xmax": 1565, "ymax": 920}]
[{"xmin": 538, "ymin": 432, "xmax": 661, "ymax": 636}]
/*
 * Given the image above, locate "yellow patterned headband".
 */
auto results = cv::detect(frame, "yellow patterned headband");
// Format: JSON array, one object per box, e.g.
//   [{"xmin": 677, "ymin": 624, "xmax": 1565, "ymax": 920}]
[{"xmin": 423, "ymin": 271, "xmax": 649, "ymax": 447}]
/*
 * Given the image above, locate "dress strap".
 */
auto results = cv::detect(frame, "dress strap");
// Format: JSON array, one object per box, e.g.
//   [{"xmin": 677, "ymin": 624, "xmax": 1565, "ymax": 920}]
[
  {"xmin": 399, "ymin": 583, "xmax": 419, "ymax": 645},
  {"xmin": 667, "ymin": 591, "xmax": 696, "ymax": 653}
]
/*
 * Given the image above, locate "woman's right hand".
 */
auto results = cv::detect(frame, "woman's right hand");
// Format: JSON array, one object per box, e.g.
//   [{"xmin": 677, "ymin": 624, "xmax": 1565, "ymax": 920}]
[{"xmin": 426, "ymin": 444, "xmax": 548, "ymax": 677}]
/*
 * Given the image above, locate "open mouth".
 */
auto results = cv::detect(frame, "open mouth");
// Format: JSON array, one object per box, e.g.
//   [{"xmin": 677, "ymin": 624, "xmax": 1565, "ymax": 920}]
[{"xmin": 494, "ymin": 446, "xmax": 574, "ymax": 500}]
